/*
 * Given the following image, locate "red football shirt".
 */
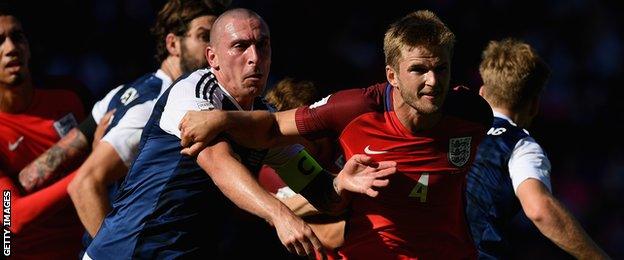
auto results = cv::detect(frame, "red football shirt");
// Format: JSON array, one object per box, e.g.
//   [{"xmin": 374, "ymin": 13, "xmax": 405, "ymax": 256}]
[
  {"xmin": 1, "ymin": 88, "xmax": 85, "ymax": 259},
  {"xmin": 296, "ymin": 83, "xmax": 492, "ymax": 259}
]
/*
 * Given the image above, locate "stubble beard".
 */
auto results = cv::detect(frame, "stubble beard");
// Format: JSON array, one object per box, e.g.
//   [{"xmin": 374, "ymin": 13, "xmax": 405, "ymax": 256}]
[{"xmin": 180, "ymin": 42, "xmax": 208, "ymax": 75}]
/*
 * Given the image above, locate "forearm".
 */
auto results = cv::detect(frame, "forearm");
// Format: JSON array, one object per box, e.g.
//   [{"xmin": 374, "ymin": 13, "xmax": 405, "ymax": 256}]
[
  {"xmin": 67, "ymin": 142, "xmax": 128, "ymax": 236},
  {"xmin": 19, "ymin": 128, "xmax": 89, "ymax": 193},
  {"xmin": 272, "ymin": 148, "xmax": 347, "ymax": 215},
  {"xmin": 531, "ymin": 197, "xmax": 609, "ymax": 259},
  {"xmin": 68, "ymin": 178, "xmax": 111, "ymax": 236},
  {"xmin": 298, "ymin": 172, "xmax": 348, "ymax": 215},
  {"xmin": 197, "ymin": 146, "xmax": 287, "ymax": 223}
]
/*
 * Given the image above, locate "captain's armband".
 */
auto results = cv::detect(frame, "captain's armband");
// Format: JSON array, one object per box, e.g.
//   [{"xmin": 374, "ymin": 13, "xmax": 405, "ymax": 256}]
[{"xmin": 275, "ymin": 149, "xmax": 323, "ymax": 193}]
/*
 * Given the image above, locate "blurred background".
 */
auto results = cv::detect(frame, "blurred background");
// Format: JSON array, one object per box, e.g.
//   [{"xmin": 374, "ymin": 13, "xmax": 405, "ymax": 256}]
[{"xmin": 12, "ymin": 0, "xmax": 624, "ymax": 258}]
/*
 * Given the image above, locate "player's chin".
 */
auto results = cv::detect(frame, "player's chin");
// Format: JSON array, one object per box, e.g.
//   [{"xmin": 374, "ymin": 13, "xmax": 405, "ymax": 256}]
[
  {"xmin": 418, "ymin": 103, "xmax": 442, "ymax": 114},
  {"xmin": 242, "ymin": 81, "xmax": 265, "ymax": 95}
]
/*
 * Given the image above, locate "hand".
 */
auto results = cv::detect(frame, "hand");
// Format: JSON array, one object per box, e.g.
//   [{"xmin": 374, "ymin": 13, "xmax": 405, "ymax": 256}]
[
  {"xmin": 335, "ymin": 154, "xmax": 397, "ymax": 197},
  {"xmin": 179, "ymin": 110, "xmax": 225, "ymax": 156},
  {"xmin": 93, "ymin": 109, "xmax": 115, "ymax": 150},
  {"xmin": 272, "ymin": 206, "xmax": 324, "ymax": 257}
]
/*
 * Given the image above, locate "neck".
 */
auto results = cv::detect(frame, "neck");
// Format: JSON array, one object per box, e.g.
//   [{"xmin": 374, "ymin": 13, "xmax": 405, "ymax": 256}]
[
  {"xmin": 0, "ymin": 77, "xmax": 34, "ymax": 113},
  {"xmin": 160, "ymin": 56, "xmax": 182, "ymax": 80},
  {"xmin": 492, "ymin": 107, "xmax": 532, "ymax": 128},
  {"xmin": 392, "ymin": 88, "xmax": 442, "ymax": 132},
  {"xmin": 234, "ymin": 95, "xmax": 254, "ymax": 110}
]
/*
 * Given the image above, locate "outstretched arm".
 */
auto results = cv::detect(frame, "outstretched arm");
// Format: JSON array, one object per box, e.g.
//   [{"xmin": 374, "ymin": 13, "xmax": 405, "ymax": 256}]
[
  {"xmin": 179, "ymin": 109, "xmax": 302, "ymax": 156},
  {"xmin": 67, "ymin": 141, "xmax": 127, "ymax": 237},
  {"xmin": 293, "ymin": 154, "xmax": 396, "ymax": 215},
  {"xmin": 517, "ymin": 179, "xmax": 610, "ymax": 259},
  {"xmin": 197, "ymin": 140, "xmax": 322, "ymax": 256}
]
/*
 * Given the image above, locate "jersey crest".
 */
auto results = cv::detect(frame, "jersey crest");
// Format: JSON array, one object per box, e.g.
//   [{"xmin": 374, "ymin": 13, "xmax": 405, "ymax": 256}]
[{"xmin": 449, "ymin": 137, "xmax": 471, "ymax": 167}]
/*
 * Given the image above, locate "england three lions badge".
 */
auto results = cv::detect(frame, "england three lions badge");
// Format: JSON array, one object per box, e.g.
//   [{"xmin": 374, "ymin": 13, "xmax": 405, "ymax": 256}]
[{"xmin": 449, "ymin": 137, "xmax": 471, "ymax": 167}]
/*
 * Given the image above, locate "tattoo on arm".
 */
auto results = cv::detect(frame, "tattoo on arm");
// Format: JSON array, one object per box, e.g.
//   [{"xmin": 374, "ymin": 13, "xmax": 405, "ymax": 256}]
[{"xmin": 18, "ymin": 128, "xmax": 89, "ymax": 193}]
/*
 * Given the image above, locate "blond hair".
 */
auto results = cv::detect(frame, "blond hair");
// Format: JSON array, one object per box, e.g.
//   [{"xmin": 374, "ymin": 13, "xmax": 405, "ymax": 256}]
[
  {"xmin": 383, "ymin": 10, "xmax": 455, "ymax": 69},
  {"xmin": 265, "ymin": 78, "xmax": 318, "ymax": 111},
  {"xmin": 479, "ymin": 38, "xmax": 550, "ymax": 111}
]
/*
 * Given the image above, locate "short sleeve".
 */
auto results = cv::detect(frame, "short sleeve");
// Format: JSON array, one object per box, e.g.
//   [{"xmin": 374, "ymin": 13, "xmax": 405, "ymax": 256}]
[
  {"xmin": 92, "ymin": 85, "xmax": 124, "ymax": 123},
  {"xmin": 295, "ymin": 85, "xmax": 383, "ymax": 140},
  {"xmin": 159, "ymin": 70, "xmax": 221, "ymax": 139},
  {"xmin": 101, "ymin": 100, "xmax": 157, "ymax": 166},
  {"xmin": 509, "ymin": 137, "xmax": 552, "ymax": 193}
]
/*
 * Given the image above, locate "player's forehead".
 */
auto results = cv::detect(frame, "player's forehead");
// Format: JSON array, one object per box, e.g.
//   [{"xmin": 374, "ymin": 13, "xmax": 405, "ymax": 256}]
[
  {"xmin": 0, "ymin": 15, "xmax": 21, "ymax": 35},
  {"xmin": 399, "ymin": 45, "xmax": 449, "ymax": 67},
  {"xmin": 222, "ymin": 16, "xmax": 267, "ymax": 38}
]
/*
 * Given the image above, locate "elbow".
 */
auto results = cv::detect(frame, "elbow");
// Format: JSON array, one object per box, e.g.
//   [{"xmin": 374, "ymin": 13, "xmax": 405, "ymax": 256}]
[
  {"xmin": 523, "ymin": 196, "xmax": 555, "ymax": 224},
  {"xmin": 67, "ymin": 173, "xmax": 98, "ymax": 201}
]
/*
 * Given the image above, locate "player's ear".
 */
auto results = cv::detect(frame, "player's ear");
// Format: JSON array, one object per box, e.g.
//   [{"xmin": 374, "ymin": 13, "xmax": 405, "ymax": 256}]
[
  {"xmin": 207, "ymin": 46, "xmax": 218, "ymax": 69},
  {"xmin": 386, "ymin": 65, "xmax": 398, "ymax": 87},
  {"xmin": 166, "ymin": 33, "xmax": 180, "ymax": 56},
  {"xmin": 478, "ymin": 86, "xmax": 485, "ymax": 97}
]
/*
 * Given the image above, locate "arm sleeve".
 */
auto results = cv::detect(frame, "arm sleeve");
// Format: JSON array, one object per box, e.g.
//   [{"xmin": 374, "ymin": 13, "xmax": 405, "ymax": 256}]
[
  {"xmin": 295, "ymin": 87, "xmax": 377, "ymax": 140},
  {"xmin": 1, "ymin": 170, "xmax": 76, "ymax": 234},
  {"xmin": 159, "ymin": 74, "xmax": 222, "ymax": 139},
  {"xmin": 101, "ymin": 100, "xmax": 156, "ymax": 166},
  {"xmin": 509, "ymin": 136, "xmax": 552, "ymax": 193}
]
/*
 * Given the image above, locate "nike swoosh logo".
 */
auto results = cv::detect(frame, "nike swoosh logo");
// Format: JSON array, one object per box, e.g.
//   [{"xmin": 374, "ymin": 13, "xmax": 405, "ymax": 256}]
[
  {"xmin": 8, "ymin": 136, "xmax": 24, "ymax": 151},
  {"xmin": 364, "ymin": 145, "xmax": 388, "ymax": 155}
]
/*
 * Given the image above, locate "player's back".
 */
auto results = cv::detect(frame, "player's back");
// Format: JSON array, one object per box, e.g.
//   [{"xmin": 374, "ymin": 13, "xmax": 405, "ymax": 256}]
[{"xmin": 466, "ymin": 117, "xmax": 529, "ymax": 259}]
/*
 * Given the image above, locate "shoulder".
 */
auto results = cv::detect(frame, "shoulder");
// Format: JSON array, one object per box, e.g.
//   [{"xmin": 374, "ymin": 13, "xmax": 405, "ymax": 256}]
[
  {"xmin": 37, "ymin": 75, "xmax": 94, "ymax": 110},
  {"xmin": 171, "ymin": 68, "xmax": 214, "ymax": 92},
  {"xmin": 316, "ymin": 82, "xmax": 386, "ymax": 112},
  {"xmin": 443, "ymin": 86, "xmax": 493, "ymax": 128}
]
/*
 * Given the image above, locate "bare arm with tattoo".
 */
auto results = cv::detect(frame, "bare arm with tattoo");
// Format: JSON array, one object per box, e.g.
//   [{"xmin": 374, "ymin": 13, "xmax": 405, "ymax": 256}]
[
  {"xmin": 18, "ymin": 110, "xmax": 115, "ymax": 193},
  {"xmin": 18, "ymin": 128, "xmax": 89, "ymax": 193}
]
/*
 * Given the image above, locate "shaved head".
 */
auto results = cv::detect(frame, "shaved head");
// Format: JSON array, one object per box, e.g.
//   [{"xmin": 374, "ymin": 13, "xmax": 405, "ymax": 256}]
[
  {"xmin": 209, "ymin": 8, "xmax": 269, "ymax": 47},
  {"xmin": 206, "ymin": 8, "xmax": 271, "ymax": 109}
]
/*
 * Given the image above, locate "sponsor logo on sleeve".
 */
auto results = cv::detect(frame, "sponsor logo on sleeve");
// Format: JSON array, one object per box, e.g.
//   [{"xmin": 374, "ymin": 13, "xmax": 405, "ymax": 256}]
[
  {"xmin": 54, "ymin": 113, "xmax": 78, "ymax": 137},
  {"xmin": 197, "ymin": 101, "xmax": 214, "ymax": 111}
]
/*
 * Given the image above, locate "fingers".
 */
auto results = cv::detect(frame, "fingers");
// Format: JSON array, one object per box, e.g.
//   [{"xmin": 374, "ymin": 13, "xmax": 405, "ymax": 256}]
[
  {"xmin": 373, "ymin": 166, "xmax": 397, "ymax": 178},
  {"xmin": 178, "ymin": 111, "xmax": 190, "ymax": 131},
  {"xmin": 309, "ymin": 232, "xmax": 323, "ymax": 251},
  {"xmin": 101, "ymin": 109, "xmax": 116, "ymax": 124},
  {"xmin": 365, "ymin": 188, "xmax": 379, "ymax": 197},
  {"xmin": 350, "ymin": 154, "xmax": 374, "ymax": 166},
  {"xmin": 375, "ymin": 160, "xmax": 397, "ymax": 169},
  {"xmin": 285, "ymin": 236, "xmax": 317, "ymax": 256},
  {"xmin": 180, "ymin": 142, "xmax": 206, "ymax": 156},
  {"xmin": 372, "ymin": 179, "xmax": 389, "ymax": 187},
  {"xmin": 282, "ymin": 225, "xmax": 321, "ymax": 256},
  {"xmin": 180, "ymin": 133, "xmax": 192, "ymax": 148}
]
